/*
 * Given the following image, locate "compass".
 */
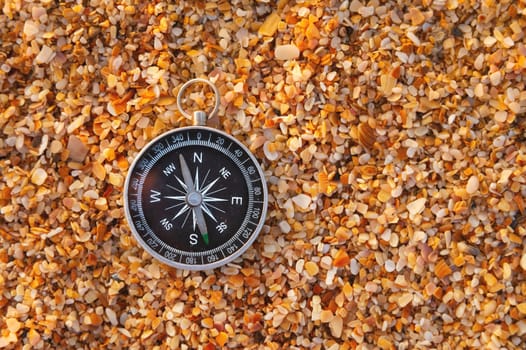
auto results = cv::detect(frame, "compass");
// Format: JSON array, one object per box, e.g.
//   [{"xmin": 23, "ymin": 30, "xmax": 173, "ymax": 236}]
[{"xmin": 124, "ymin": 79, "xmax": 268, "ymax": 270}]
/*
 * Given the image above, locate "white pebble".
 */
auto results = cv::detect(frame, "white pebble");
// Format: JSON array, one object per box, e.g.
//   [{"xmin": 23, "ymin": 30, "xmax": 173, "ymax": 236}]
[
  {"xmin": 278, "ymin": 221, "xmax": 291, "ymax": 234},
  {"xmin": 493, "ymin": 135, "xmax": 506, "ymax": 147},
  {"xmin": 35, "ymin": 45, "xmax": 55, "ymax": 64},
  {"xmin": 23, "ymin": 20, "xmax": 39, "ymax": 40},
  {"xmin": 385, "ymin": 259, "xmax": 396, "ymax": 272},
  {"xmin": 358, "ymin": 6, "xmax": 374, "ymax": 17},
  {"xmin": 292, "ymin": 194, "xmax": 311, "ymax": 210},
  {"xmin": 350, "ymin": 258, "xmax": 359, "ymax": 275}
]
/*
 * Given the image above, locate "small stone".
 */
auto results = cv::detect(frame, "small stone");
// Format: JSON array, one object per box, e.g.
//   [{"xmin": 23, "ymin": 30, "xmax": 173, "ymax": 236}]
[
  {"xmin": 378, "ymin": 336, "xmax": 394, "ymax": 350},
  {"xmin": 482, "ymin": 300, "xmax": 497, "ymax": 317},
  {"xmin": 263, "ymin": 141, "xmax": 280, "ymax": 161},
  {"xmin": 35, "ymin": 45, "xmax": 55, "ymax": 64},
  {"xmin": 278, "ymin": 220, "xmax": 291, "ymax": 234},
  {"xmin": 484, "ymin": 36, "xmax": 497, "ymax": 47},
  {"xmin": 31, "ymin": 168, "xmax": 48, "ymax": 186},
  {"xmin": 92, "ymin": 162, "xmax": 106, "ymax": 181},
  {"xmin": 494, "ymin": 111, "xmax": 507, "ymax": 123},
  {"xmin": 407, "ymin": 198, "xmax": 426, "ymax": 217},
  {"xmin": 216, "ymin": 332, "xmax": 228, "ymax": 347},
  {"xmin": 466, "ymin": 175, "xmax": 479, "ymax": 194},
  {"xmin": 292, "ymin": 193, "xmax": 311, "ymax": 210},
  {"xmin": 397, "ymin": 293, "xmax": 413, "ymax": 307},
  {"xmin": 95, "ymin": 197, "xmax": 108, "ymax": 210},
  {"xmin": 435, "ymin": 259, "xmax": 452, "ymax": 278},
  {"xmin": 28, "ymin": 329, "xmax": 41, "ymax": 347},
  {"xmin": 408, "ymin": 7, "xmax": 426, "ymax": 25},
  {"xmin": 105, "ymin": 308, "xmax": 118, "ymax": 326},
  {"xmin": 201, "ymin": 317, "xmax": 214, "ymax": 328},
  {"xmin": 329, "ymin": 315, "xmax": 343, "ymax": 338},
  {"xmin": 6, "ymin": 318, "xmax": 21, "ymax": 333},
  {"xmin": 259, "ymin": 12, "xmax": 280, "ymax": 37},
  {"xmin": 333, "ymin": 249, "xmax": 350, "ymax": 268},
  {"xmin": 320, "ymin": 310, "xmax": 334, "ymax": 323},
  {"xmin": 67, "ymin": 136, "xmax": 89, "ymax": 162},
  {"xmin": 489, "ymin": 71, "xmax": 502, "ymax": 86},
  {"xmin": 275, "ymin": 44, "xmax": 300, "ymax": 60},
  {"xmin": 349, "ymin": 0, "xmax": 363, "ymax": 12},
  {"xmin": 304, "ymin": 261, "xmax": 319, "ymax": 276},
  {"xmin": 385, "ymin": 260, "xmax": 396, "ymax": 272},
  {"xmin": 23, "ymin": 20, "xmax": 39, "ymax": 40},
  {"xmin": 108, "ymin": 173, "xmax": 124, "ymax": 187}
]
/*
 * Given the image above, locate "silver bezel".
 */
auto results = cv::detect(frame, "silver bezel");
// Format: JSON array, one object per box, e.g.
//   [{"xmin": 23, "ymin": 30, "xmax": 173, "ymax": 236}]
[{"xmin": 123, "ymin": 125, "xmax": 268, "ymax": 270}]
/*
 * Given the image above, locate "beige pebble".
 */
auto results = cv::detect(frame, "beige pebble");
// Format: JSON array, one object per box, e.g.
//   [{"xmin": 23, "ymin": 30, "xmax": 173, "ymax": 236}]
[
  {"xmin": 489, "ymin": 71, "xmax": 502, "ymax": 86},
  {"xmin": 278, "ymin": 220, "xmax": 291, "ymax": 234},
  {"xmin": 349, "ymin": 0, "xmax": 363, "ymax": 12},
  {"xmin": 407, "ymin": 198, "xmax": 426, "ymax": 217},
  {"xmin": 105, "ymin": 308, "xmax": 118, "ymax": 326},
  {"xmin": 274, "ymin": 44, "xmax": 300, "ymax": 60},
  {"xmin": 95, "ymin": 197, "xmax": 108, "ymax": 210},
  {"xmin": 494, "ymin": 111, "xmax": 507, "ymax": 123},
  {"xmin": 466, "ymin": 175, "xmax": 479, "ymax": 194},
  {"xmin": 320, "ymin": 310, "xmax": 334, "ymax": 323},
  {"xmin": 50, "ymin": 140, "xmax": 63, "ymax": 153},
  {"xmin": 6, "ymin": 318, "xmax": 21, "ymax": 333},
  {"xmin": 481, "ymin": 300, "xmax": 497, "ymax": 317},
  {"xmin": 67, "ymin": 136, "xmax": 89, "ymax": 162},
  {"xmin": 23, "ymin": 20, "xmax": 39, "ymax": 40},
  {"xmin": 35, "ymin": 45, "xmax": 55, "ymax": 64},
  {"xmin": 31, "ymin": 168, "xmax": 48, "ymax": 186},
  {"xmin": 397, "ymin": 293, "xmax": 413, "ymax": 307},
  {"xmin": 329, "ymin": 315, "xmax": 343, "ymax": 338}
]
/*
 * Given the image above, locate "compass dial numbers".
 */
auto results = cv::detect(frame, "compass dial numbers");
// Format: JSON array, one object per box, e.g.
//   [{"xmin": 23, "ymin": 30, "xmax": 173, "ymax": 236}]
[{"xmin": 124, "ymin": 127, "xmax": 267, "ymax": 270}]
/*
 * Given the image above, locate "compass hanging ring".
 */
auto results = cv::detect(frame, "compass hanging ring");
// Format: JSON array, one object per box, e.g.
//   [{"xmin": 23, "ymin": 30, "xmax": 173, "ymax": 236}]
[{"xmin": 177, "ymin": 78, "xmax": 221, "ymax": 126}]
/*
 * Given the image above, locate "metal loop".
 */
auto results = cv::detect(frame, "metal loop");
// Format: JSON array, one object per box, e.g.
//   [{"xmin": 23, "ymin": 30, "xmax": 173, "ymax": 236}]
[{"xmin": 176, "ymin": 78, "xmax": 220, "ymax": 121}]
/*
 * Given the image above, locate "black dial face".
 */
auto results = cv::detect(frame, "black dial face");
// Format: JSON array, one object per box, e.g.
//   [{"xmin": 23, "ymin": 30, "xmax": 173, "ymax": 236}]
[{"xmin": 124, "ymin": 126, "xmax": 267, "ymax": 270}]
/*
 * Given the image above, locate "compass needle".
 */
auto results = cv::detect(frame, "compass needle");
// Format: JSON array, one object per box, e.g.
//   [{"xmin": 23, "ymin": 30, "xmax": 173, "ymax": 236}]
[
  {"xmin": 194, "ymin": 167, "xmax": 199, "ymax": 191},
  {"xmin": 125, "ymin": 80, "xmax": 267, "ymax": 269},
  {"xmin": 195, "ymin": 206, "xmax": 209, "ymax": 244},
  {"xmin": 179, "ymin": 155, "xmax": 194, "ymax": 189}
]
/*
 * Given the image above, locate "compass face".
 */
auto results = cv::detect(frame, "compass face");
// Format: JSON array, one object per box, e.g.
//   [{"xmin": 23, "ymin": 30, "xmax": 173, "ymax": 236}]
[{"xmin": 124, "ymin": 126, "xmax": 268, "ymax": 270}]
